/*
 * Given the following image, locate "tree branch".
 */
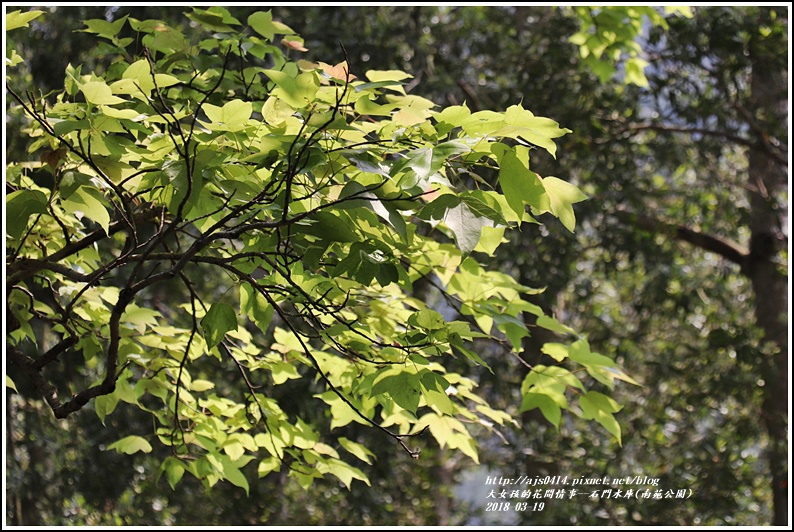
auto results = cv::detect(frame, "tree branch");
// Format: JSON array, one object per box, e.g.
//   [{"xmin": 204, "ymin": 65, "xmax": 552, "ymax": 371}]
[
  {"xmin": 614, "ymin": 207, "xmax": 750, "ymax": 271},
  {"xmin": 624, "ymin": 122, "xmax": 787, "ymax": 166},
  {"xmin": 625, "ymin": 122, "xmax": 753, "ymax": 148}
]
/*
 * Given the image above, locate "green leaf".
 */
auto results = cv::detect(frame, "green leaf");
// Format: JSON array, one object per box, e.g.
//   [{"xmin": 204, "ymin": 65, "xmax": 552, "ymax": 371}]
[
  {"xmin": 535, "ymin": 315, "xmax": 576, "ymax": 335},
  {"xmin": 80, "ymin": 16, "xmax": 128, "ymax": 38},
  {"xmin": 248, "ymin": 11, "xmax": 295, "ymax": 41},
  {"xmin": 405, "ymin": 147, "xmax": 437, "ymax": 183},
  {"xmin": 64, "ymin": 63, "xmax": 82, "ymax": 96},
  {"xmin": 5, "ymin": 375, "xmax": 18, "ymax": 392},
  {"xmin": 434, "ymin": 103, "xmax": 471, "ymax": 135},
  {"xmin": 338, "ymin": 438, "xmax": 375, "ymax": 465},
  {"xmin": 624, "ymin": 57, "xmax": 649, "ymax": 87},
  {"xmin": 443, "ymin": 201, "xmax": 490, "ymax": 254},
  {"xmin": 473, "ymin": 226, "xmax": 505, "ymax": 256},
  {"xmin": 190, "ymin": 380, "xmax": 215, "ymax": 392},
  {"xmin": 202, "ymin": 100, "xmax": 253, "ymax": 132},
  {"xmin": 409, "ymin": 309, "xmax": 446, "ymax": 330},
  {"xmin": 186, "ymin": 7, "xmax": 240, "ymax": 32},
  {"xmin": 495, "ymin": 314, "xmax": 529, "ymax": 352},
  {"xmin": 269, "ymin": 360, "xmax": 301, "ymax": 385},
  {"xmin": 61, "ymin": 187, "xmax": 111, "ymax": 235},
  {"xmin": 417, "ymin": 412, "xmax": 464, "ymax": 448},
  {"xmin": 541, "ymin": 342, "xmax": 569, "ymax": 362},
  {"xmin": 110, "ymin": 59, "xmax": 180, "ymax": 100},
  {"xmin": 372, "ymin": 370, "xmax": 421, "ymax": 414},
  {"xmin": 317, "ymin": 457, "xmax": 370, "ymax": 489},
  {"xmin": 416, "ymin": 413, "xmax": 479, "ymax": 463},
  {"xmin": 579, "ymin": 391, "xmax": 623, "ymax": 445},
  {"xmin": 568, "ymin": 339, "xmax": 640, "ymax": 387},
  {"xmin": 201, "ymin": 303, "xmax": 238, "ymax": 348},
  {"xmin": 223, "ymin": 441, "xmax": 246, "ymax": 462},
  {"xmin": 520, "ymin": 392, "xmax": 562, "ymax": 427},
  {"xmin": 541, "ymin": 176, "xmax": 588, "ymax": 232},
  {"xmin": 6, "ymin": 9, "xmax": 44, "ymax": 31},
  {"xmin": 121, "ymin": 304, "xmax": 161, "ymax": 333},
  {"xmin": 365, "ymin": 69, "xmax": 413, "ymax": 84},
  {"xmin": 142, "ymin": 26, "xmax": 189, "ymax": 54},
  {"xmin": 106, "ymin": 435, "xmax": 153, "ymax": 455},
  {"xmin": 218, "ymin": 453, "xmax": 250, "ymax": 495},
  {"xmin": 80, "ymin": 80, "xmax": 127, "ymax": 106},
  {"xmin": 263, "ymin": 69, "xmax": 318, "ymax": 109},
  {"xmin": 240, "ymin": 284, "xmax": 274, "ymax": 334},
  {"xmin": 522, "ymin": 365, "xmax": 585, "ymax": 395},
  {"xmin": 301, "ymin": 211, "xmax": 359, "ymax": 243},
  {"xmin": 6, "ymin": 189, "xmax": 49, "ymax": 240},
  {"xmin": 498, "ymin": 150, "xmax": 548, "ymax": 219},
  {"xmin": 258, "ymin": 456, "xmax": 281, "ymax": 478},
  {"xmin": 419, "ymin": 371, "xmax": 455, "ymax": 415},
  {"xmin": 95, "ymin": 393, "xmax": 119, "ymax": 424},
  {"xmin": 99, "ymin": 106, "xmax": 147, "ymax": 120},
  {"xmin": 316, "ymin": 391, "xmax": 361, "ymax": 430},
  {"xmin": 503, "ymin": 104, "xmax": 571, "ymax": 158},
  {"xmin": 7, "ymin": 49, "xmax": 24, "ymax": 67},
  {"xmin": 162, "ymin": 457, "xmax": 186, "ymax": 490},
  {"xmin": 460, "ymin": 193, "xmax": 509, "ymax": 226}
]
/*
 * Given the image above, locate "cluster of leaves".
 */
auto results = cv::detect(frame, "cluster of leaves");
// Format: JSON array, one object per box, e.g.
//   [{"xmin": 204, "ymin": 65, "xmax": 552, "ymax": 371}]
[
  {"xmin": 568, "ymin": 5, "xmax": 693, "ymax": 87},
  {"xmin": 6, "ymin": 7, "xmax": 634, "ymax": 493}
]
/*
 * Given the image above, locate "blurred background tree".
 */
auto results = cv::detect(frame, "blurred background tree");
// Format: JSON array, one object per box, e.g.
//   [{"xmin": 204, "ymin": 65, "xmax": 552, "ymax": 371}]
[{"xmin": 5, "ymin": 5, "xmax": 788, "ymax": 526}]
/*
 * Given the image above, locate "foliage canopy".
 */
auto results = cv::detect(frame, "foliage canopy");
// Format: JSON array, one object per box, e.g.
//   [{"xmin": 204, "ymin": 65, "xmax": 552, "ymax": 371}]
[{"xmin": 5, "ymin": 7, "xmax": 636, "ymax": 493}]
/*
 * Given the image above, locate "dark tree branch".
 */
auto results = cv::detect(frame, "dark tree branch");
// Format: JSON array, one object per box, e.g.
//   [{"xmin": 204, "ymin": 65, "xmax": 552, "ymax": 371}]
[
  {"xmin": 614, "ymin": 207, "xmax": 751, "ymax": 272},
  {"xmin": 623, "ymin": 122, "xmax": 787, "ymax": 166}
]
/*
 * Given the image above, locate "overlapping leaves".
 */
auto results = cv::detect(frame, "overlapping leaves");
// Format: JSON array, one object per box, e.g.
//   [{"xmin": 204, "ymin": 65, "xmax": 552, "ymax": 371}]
[{"xmin": 5, "ymin": 7, "xmax": 635, "ymax": 495}]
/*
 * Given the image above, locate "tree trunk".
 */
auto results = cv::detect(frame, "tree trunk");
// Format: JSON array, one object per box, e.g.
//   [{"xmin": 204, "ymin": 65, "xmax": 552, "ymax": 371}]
[{"xmin": 747, "ymin": 9, "xmax": 789, "ymax": 525}]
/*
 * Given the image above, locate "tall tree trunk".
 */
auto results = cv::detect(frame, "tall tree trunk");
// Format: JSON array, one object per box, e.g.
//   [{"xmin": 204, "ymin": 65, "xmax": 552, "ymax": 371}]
[{"xmin": 747, "ymin": 8, "xmax": 789, "ymax": 525}]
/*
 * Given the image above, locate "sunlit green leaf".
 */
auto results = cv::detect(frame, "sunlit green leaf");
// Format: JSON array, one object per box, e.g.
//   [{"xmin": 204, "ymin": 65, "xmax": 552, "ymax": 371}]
[
  {"xmin": 79, "ymin": 15, "xmax": 128, "ymax": 38},
  {"xmin": 248, "ymin": 11, "xmax": 295, "ymax": 41},
  {"xmin": 217, "ymin": 453, "xmax": 250, "ymax": 495},
  {"xmin": 338, "ymin": 438, "xmax": 375, "ymax": 465},
  {"xmin": 202, "ymin": 100, "xmax": 253, "ymax": 132},
  {"xmin": 80, "ymin": 80, "xmax": 127, "ymax": 105},
  {"xmin": 372, "ymin": 370, "xmax": 421, "ymax": 414},
  {"xmin": 498, "ymin": 150, "xmax": 548, "ymax": 219},
  {"xmin": 107, "ymin": 435, "xmax": 153, "ymax": 454},
  {"xmin": 6, "ymin": 9, "xmax": 44, "ymax": 31},
  {"xmin": 541, "ymin": 176, "xmax": 588, "ymax": 232},
  {"xmin": 61, "ymin": 187, "xmax": 111, "ymax": 235}
]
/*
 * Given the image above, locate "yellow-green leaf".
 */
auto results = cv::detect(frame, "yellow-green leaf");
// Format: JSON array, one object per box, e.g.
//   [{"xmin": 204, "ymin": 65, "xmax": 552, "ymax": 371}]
[
  {"xmin": 541, "ymin": 176, "xmax": 588, "ymax": 232},
  {"xmin": 540, "ymin": 342, "xmax": 569, "ymax": 362},
  {"xmin": 107, "ymin": 435, "xmax": 153, "ymax": 454},
  {"xmin": 203, "ymin": 100, "xmax": 253, "ymax": 131},
  {"xmin": 190, "ymin": 379, "xmax": 215, "ymax": 392},
  {"xmin": 317, "ymin": 457, "xmax": 370, "ymax": 489},
  {"xmin": 80, "ymin": 81, "xmax": 127, "ymax": 106},
  {"xmin": 498, "ymin": 150, "xmax": 549, "ymax": 219},
  {"xmin": 6, "ymin": 10, "xmax": 44, "ymax": 31},
  {"xmin": 248, "ymin": 11, "xmax": 295, "ymax": 41},
  {"xmin": 338, "ymin": 438, "xmax": 375, "ymax": 465},
  {"xmin": 62, "ymin": 187, "xmax": 111, "ymax": 235},
  {"xmin": 218, "ymin": 454, "xmax": 250, "ymax": 495}
]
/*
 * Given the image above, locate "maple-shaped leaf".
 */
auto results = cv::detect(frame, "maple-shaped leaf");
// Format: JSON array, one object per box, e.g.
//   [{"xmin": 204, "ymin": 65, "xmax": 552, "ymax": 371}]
[{"xmin": 318, "ymin": 61, "xmax": 356, "ymax": 82}]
